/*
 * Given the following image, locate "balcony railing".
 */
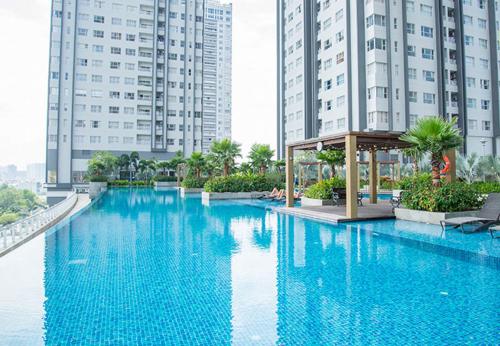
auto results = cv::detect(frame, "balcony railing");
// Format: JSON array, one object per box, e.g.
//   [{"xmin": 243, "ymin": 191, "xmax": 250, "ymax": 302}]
[{"xmin": 0, "ymin": 192, "xmax": 77, "ymax": 254}]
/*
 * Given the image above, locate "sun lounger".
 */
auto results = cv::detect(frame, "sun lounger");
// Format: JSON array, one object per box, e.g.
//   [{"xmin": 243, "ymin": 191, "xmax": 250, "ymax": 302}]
[
  {"xmin": 440, "ymin": 193, "xmax": 500, "ymax": 235},
  {"xmin": 489, "ymin": 225, "xmax": 500, "ymax": 239}
]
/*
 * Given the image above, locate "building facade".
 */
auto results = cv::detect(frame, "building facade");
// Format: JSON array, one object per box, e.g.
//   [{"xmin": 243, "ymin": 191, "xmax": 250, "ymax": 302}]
[
  {"xmin": 202, "ymin": 0, "xmax": 232, "ymax": 153},
  {"xmin": 45, "ymin": 0, "xmax": 232, "ymax": 194},
  {"xmin": 277, "ymin": 0, "xmax": 500, "ymax": 158}
]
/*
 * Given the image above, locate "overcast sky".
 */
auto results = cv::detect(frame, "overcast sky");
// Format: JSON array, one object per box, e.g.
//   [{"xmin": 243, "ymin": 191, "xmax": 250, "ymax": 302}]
[{"xmin": 0, "ymin": 0, "xmax": 276, "ymax": 169}]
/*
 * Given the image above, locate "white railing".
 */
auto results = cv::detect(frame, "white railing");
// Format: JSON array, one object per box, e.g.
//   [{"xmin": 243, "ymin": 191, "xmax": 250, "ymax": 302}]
[{"xmin": 0, "ymin": 192, "xmax": 78, "ymax": 253}]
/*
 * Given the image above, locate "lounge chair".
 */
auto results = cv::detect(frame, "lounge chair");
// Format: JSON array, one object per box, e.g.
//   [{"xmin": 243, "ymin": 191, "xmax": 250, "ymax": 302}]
[
  {"xmin": 259, "ymin": 188, "xmax": 280, "ymax": 200},
  {"xmin": 440, "ymin": 193, "xmax": 500, "ymax": 235},
  {"xmin": 331, "ymin": 189, "xmax": 363, "ymax": 206},
  {"xmin": 390, "ymin": 190, "xmax": 404, "ymax": 211},
  {"xmin": 489, "ymin": 225, "xmax": 500, "ymax": 239}
]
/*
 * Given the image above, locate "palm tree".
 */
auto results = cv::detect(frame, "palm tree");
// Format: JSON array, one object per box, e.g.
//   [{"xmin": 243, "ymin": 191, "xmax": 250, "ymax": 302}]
[
  {"xmin": 274, "ymin": 159, "xmax": 286, "ymax": 175},
  {"xmin": 210, "ymin": 139, "xmax": 242, "ymax": 177},
  {"xmin": 187, "ymin": 152, "xmax": 205, "ymax": 178},
  {"xmin": 168, "ymin": 151, "xmax": 186, "ymax": 176},
  {"xmin": 248, "ymin": 144, "xmax": 275, "ymax": 174},
  {"xmin": 138, "ymin": 159, "xmax": 157, "ymax": 181},
  {"xmin": 457, "ymin": 153, "xmax": 479, "ymax": 183},
  {"xmin": 400, "ymin": 117, "xmax": 463, "ymax": 186},
  {"xmin": 316, "ymin": 149, "xmax": 346, "ymax": 178},
  {"xmin": 402, "ymin": 147, "xmax": 424, "ymax": 175},
  {"xmin": 478, "ymin": 155, "xmax": 500, "ymax": 181},
  {"xmin": 156, "ymin": 161, "xmax": 170, "ymax": 176},
  {"xmin": 118, "ymin": 154, "xmax": 131, "ymax": 180},
  {"xmin": 130, "ymin": 151, "xmax": 140, "ymax": 180}
]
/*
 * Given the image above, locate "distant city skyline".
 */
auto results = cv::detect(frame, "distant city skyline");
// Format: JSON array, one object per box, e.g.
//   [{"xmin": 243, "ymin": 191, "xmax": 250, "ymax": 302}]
[{"xmin": 0, "ymin": 0, "xmax": 276, "ymax": 169}]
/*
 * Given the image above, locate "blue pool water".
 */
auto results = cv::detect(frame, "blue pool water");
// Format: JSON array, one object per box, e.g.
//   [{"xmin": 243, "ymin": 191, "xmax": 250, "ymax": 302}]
[{"xmin": 0, "ymin": 188, "xmax": 498, "ymax": 345}]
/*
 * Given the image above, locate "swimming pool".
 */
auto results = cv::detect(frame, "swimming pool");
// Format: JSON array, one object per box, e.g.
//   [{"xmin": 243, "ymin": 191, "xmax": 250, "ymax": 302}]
[{"xmin": 0, "ymin": 189, "xmax": 498, "ymax": 345}]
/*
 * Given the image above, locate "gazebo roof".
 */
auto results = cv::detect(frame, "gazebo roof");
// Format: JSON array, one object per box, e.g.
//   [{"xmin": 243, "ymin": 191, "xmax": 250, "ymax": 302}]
[{"xmin": 288, "ymin": 131, "xmax": 412, "ymax": 151}]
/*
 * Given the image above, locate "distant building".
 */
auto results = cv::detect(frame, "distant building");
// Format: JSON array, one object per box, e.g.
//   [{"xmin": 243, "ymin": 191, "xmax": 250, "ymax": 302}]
[
  {"xmin": 277, "ymin": 0, "xmax": 500, "ymax": 158},
  {"xmin": 27, "ymin": 163, "xmax": 45, "ymax": 182},
  {"xmin": 45, "ymin": 0, "xmax": 232, "ymax": 202}
]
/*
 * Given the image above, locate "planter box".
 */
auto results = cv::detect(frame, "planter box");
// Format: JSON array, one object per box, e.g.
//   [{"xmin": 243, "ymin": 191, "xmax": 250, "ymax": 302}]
[
  {"xmin": 395, "ymin": 208, "xmax": 479, "ymax": 225},
  {"xmin": 89, "ymin": 182, "xmax": 107, "ymax": 199},
  {"xmin": 180, "ymin": 187, "xmax": 204, "ymax": 197},
  {"xmin": 301, "ymin": 197, "xmax": 335, "ymax": 207},
  {"xmin": 154, "ymin": 181, "xmax": 178, "ymax": 190},
  {"xmin": 201, "ymin": 191, "xmax": 267, "ymax": 202}
]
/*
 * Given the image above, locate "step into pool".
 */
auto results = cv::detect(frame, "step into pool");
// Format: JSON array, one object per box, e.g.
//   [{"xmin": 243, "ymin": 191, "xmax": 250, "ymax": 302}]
[{"xmin": 0, "ymin": 189, "xmax": 498, "ymax": 345}]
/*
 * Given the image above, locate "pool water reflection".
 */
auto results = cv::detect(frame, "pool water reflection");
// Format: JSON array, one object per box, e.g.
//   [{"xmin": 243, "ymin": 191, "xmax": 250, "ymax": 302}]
[{"xmin": 0, "ymin": 189, "xmax": 498, "ymax": 345}]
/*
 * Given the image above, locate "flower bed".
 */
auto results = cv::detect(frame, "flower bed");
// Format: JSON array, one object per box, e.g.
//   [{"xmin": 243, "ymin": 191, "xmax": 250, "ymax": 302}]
[{"xmin": 204, "ymin": 174, "xmax": 284, "ymax": 193}]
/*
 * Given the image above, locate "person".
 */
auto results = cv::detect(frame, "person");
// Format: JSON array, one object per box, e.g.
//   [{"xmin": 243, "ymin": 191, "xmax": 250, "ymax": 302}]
[{"xmin": 260, "ymin": 187, "xmax": 280, "ymax": 199}]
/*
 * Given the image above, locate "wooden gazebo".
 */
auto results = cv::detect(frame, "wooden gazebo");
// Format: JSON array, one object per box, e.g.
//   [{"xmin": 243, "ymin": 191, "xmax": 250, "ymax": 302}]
[{"xmin": 285, "ymin": 131, "xmax": 456, "ymax": 219}]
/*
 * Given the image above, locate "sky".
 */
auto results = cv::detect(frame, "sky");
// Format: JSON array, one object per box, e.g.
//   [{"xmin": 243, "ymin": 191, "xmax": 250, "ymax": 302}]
[{"xmin": 0, "ymin": 0, "xmax": 276, "ymax": 170}]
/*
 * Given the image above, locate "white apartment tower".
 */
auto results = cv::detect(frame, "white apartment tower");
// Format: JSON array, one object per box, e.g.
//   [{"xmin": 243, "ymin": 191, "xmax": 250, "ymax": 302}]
[
  {"xmin": 277, "ymin": 0, "xmax": 500, "ymax": 158},
  {"xmin": 203, "ymin": 0, "xmax": 232, "ymax": 153},
  {"xmin": 45, "ymin": 0, "xmax": 232, "ymax": 196}
]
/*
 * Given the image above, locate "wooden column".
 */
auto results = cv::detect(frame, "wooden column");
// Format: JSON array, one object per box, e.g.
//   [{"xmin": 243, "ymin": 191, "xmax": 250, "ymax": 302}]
[
  {"xmin": 318, "ymin": 163, "xmax": 323, "ymax": 183},
  {"xmin": 285, "ymin": 146, "xmax": 294, "ymax": 208},
  {"xmin": 376, "ymin": 163, "xmax": 381, "ymax": 191},
  {"xmin": 368, "ymin": 149, "xmax": 377, "ymax": 204},
  {"xmin": 445, "ymin": 149, "xmax": 457, "ymax": 183},
  {"xmin": 395, "ymin": 162, "xmax": 401, "ymax": 181},
  {"xmin": 345, "ymin": 135, "xmax": 358, "ymax": 219}
]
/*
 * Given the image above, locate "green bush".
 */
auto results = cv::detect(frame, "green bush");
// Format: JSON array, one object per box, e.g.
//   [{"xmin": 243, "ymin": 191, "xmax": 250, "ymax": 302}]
[
  {"xmin": 304, "ymin": 177, "xmax": 346, "ymax": 200},
  {"xmin": 131, "ymin": 181, "xmax": 151, "ymax": 187},
  {"xmin": 89, "ymin": 175, "xmax": 108, "ymax": 183},
  {"xmin": 182, "ymin": 177, "xmax": 209, "ymax": 189},
  {"xmin": 402, "ymin": 181, "xmax": 483, "ymax": 212},
  {"xmin": 470, "ymin": 181, "xmax": 500, "ymax": 194},
  {"xmin": 204, "ymin": 174, "xmax": 284, "ymax": 193},
  {"xmin": 0, "ymin": 212, "xmax": 19, "ymax": 226},
  {"xmin": 109, "ymin": 180, "xmax": 130, "ymax": 186},
  {"xmin": 154, "ymin": 175, "xmax": 178, "ymax": 182},
  {"xmin": 396, "ymin": 173, "xmax": 432, "ymax": 190}
]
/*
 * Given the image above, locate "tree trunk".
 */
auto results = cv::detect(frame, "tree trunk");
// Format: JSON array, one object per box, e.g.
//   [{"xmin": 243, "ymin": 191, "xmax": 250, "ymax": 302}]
[
  {"xmin": 260, "ymin": 166, "xmax": 266, "ymax": 174},
  {"xmin": 431, "ymin": 154, "xmax": 442, "ymax": 187},
  {"xmin": 224, "ymin": 165, "xmax": 229, "ymax": 177},
  {"xmin": 330, "ymin": 165, "xmax": 336, "ymax": 178},
  {"xmin": 412, "ymin": 160, "xmax": 419, "ymax": 175}
]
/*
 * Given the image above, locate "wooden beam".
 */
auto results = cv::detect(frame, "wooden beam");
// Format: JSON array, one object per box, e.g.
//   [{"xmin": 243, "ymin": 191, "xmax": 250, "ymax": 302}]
[
  {"xmin": 369, "ymin": 149, "xmax": 377, "ymax": 204},
  {"xmin": 445, "ymin": 149, "xmax": 456, "ymax": 183},
  {"xmin": 345, "ymin": 135, "xmax": 358, "ymax": 218},
  {"xmin": 285, "ymin": 146, "xmax": 294, "ymax": 208}
]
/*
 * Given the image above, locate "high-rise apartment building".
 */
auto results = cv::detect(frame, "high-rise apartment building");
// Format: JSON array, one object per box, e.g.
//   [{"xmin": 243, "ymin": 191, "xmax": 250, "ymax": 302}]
[
  {"xmin": 203, "ymin": 0, "xmax": 232, "ymax": 153},
  {"xmin": 277, "ymin": 0, "xmax": 500, "ymax": 158},
  {"xmin": 45, "ymin": 0, "xmax": 232, "ymax": 196}
]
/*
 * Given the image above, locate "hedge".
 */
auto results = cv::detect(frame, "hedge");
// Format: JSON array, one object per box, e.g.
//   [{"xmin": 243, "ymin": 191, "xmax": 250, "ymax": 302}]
[
  {"xmin": 304, "ymin": 177, "xmax": 346, "ymax": 200},
  {"xmin": 204, "ymin": 174, "xmax": 284, "ymax": 193},
  {"xmin": 470, "ymin": 181, "xmax": 500, "ymax": 194},
  {"xmin": 154, "ymin": 175, "xmax": 178, "ymax": 182},
  {"xmin": 89, "ymin": 175, "xmax": 108, "ymax": 183},
  {"xmin": 182, "ymin": 177, "xmax": 209, "ymax": 189},
  {"xmin": 402, "ymin": 181, "xmax": 484, "ymax": 212}
]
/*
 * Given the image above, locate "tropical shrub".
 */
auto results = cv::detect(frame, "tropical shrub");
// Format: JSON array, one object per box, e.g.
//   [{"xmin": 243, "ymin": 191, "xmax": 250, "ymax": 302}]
[
  {"xmin": 204, "ymin": 174, "xmax": 284, "ymax": 193},
  {"xmin": 396, "ymin": 173, "xmax": 432, "ymax": 190},
  {"xmin": 89, "ymin": 175, "xmax": 108, "ymax": 183},
  {"xmin": 316, "ymin": 149, "xmax": 345, "ymax": 177},
  {"xmin": 0, "ymin": 212, "xmax": 19, "ymax": 226},
  {"xmin": 402, "ymin": 181, "xmax": 483, "ymax": 212},
  {"xmin": 154, "ymin": 175, "xmax": 178, "ymax": 182},
  {"xmin": 248, "ymin": 144, "xmax": 275, "ymax": 174},
  {"xmin": 304, "ymin": 177, "xmax": 346, "ymax": 200},
  {"xmin": 109, "ymin": 180, "xmax": 130, "ymax": 187},
  {"xmin": 130, "ymin": 181, "xmax": 151, "ymax": 187},
  {"xmin": 470, "ymin": 181, "xmax": 500, "ymax": 194},
  {"xmin": 181, "ymin": 177, "xmax": 209, "ymax": 189}
]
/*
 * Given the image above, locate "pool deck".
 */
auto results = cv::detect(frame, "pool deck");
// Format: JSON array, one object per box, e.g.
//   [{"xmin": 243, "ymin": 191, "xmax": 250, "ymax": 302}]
[{"xmin": 276, "ymin": 200, "xmax": 395, "ymax": 223}]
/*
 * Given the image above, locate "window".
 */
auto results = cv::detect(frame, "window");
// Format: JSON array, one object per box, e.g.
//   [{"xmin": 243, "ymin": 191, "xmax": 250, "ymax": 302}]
[
  {"xmin": 407, "ymin": 45, "xmax": 416, "ymax": 57},
  {"xmin": 336, "ymin": 74, "xmax": 344, "ymax": 86},
  {"xmin": 480, "ymin": 79, "xmax": 490, "ymax": 89},
  {"xmin": 467, "ymin": 98, "xmax": 477, "ymax": 108},
  {"xmin": 422, "ymin": 70, "xmax": 435, "ymax": 82},
  {"xmin": 481, "ymin": 100, "xmax": 490, "ymax": 110},
  {"xmin": 408, "ymin": 68, "xmax": 417, "ymax": 79},
  {"xmin": 90, "ymin": 136, "xmax": 101, "ymax": 144},
  {"xmin": 111, "ymin": 32, "xmax": 122, "ymax": 40},
  {"xmin": 466, "ymin": 77, "xmax": 476, "ymax": 88},
  {"xmin": 423, "ymin": 93, "xmax": 435, "ymax": 104},
  {"xmin": 366, "ymin": 14, "xmax": 386, "ymax": 28},
  {"xmin": 420, "ymin": 4, "xmax": 432, "ymax": 16},
  {"xmin": 409, "ymin": 91, "xmax": 417, "ymax": 103},
  {"xmin": 94, "ymin": 15, "xmax": 104, "ymax": 23},
  {"xmin": 468, "ymin": 119, "xmax": 477, "ymax": 130},
  {"xmin": 367, "ymin": 38, "xmax": 386, "ymax": 51},
  {"xmin": 422, "ymin": 48, "xmax": 434, "ymax": 60},
  {"xmin": 421, "ymin": 26, "xmax": 433, "ymax": 38},
  {"xmin": 406, "ymin": 23, "xmax": 415, "ymax": 34},
  {"xmin": 465, "ymin": 35, "xmax": 474, "ymax": 46},
  {"xmin": 482, "ymin": 121, "xmax": 491, "ymax": 131}
]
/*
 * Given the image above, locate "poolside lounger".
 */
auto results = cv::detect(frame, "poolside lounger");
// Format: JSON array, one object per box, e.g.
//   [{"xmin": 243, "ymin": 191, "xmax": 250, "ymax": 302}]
[
  {"xmin": 489, "ymin": 225, "xmax": 500, "ymax": 239},
  {"xmin": 331, "ymin": 190, "xmax": 363, "ymax": 206},
  {"xmin": 440, "ymin": 193, "xmax": 500, "ymax": 235},
  {"xmin": 259, "ymin": 188, "xmax": 280, "ymax": 200}
]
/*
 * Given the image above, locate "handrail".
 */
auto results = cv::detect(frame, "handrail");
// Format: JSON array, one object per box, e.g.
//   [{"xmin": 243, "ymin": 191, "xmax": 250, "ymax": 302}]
[{"xmin": 0, "ymin": 192, "xmax": 78, "ymax": 253}]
